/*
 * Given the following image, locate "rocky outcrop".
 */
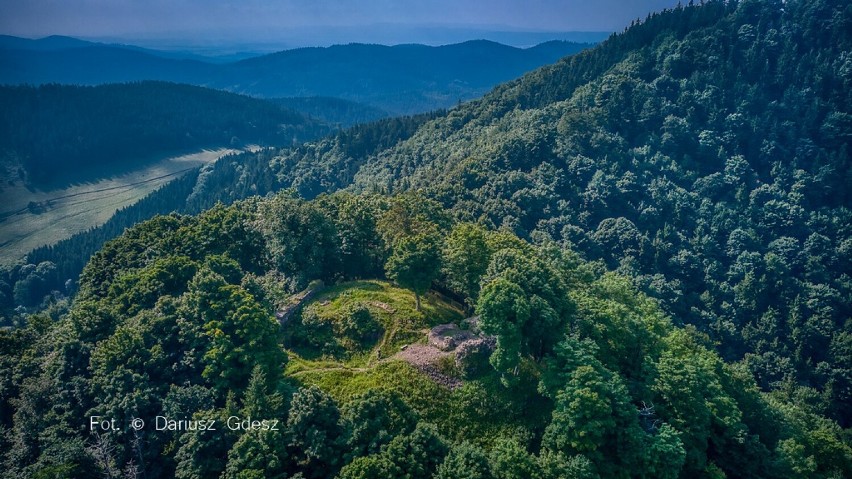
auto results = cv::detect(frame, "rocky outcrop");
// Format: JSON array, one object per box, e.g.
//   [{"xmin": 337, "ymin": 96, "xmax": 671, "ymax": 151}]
[
  {"xmin": 393, "ymin": 318, "xmax": 495, "ymax": 388},
  {"xmin": 427, "ymin": 323, "xmax": 475, "ymax": 351},
  {"xmin": 394, "ymin": 344, "xmax": 462, "ymax": 389}
]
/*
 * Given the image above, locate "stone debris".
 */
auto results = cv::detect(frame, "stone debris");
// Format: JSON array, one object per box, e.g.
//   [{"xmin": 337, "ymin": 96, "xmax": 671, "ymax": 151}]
[
  {"xmin": 461, "ymin": 315, "xmax": 481, "ymax": 333},
  {"xmin": 393, "ymin": 344, "xmax": 461, "ymax": 389},
  {"xmin": 395, "ymin": 343, "xmax": 451, "ymax": 365},
  {"xmin": 428, "ymin": 323, "xmax": 475, "ymax": 351},
  {"xmin": 391, "ymin": 318, "xmax": 496, "ymax": 390}
]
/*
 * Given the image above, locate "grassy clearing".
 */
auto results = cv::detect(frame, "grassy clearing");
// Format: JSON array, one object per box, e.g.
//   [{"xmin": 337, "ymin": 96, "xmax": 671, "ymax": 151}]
[
  {"xmin": 287, "ymin": 356, "xmax": 542, "ymax": 446},
  {"xmin": 283, "ymin": 280, "xmax": 464, "ymax": 414},
  {"xmin": 300, "ymin": 279, "xmax": 463, "ymax": 359},
  {"xmin": 280, "ymin": 280, "xmax": 544, "ymax": 445},
  {"xmin": 0, "ymin": 148, "xmax": 238, "ymax": 265},
  {"xmin": 307, "ymin": 279, "xmax": 462, "ymax": 325}
]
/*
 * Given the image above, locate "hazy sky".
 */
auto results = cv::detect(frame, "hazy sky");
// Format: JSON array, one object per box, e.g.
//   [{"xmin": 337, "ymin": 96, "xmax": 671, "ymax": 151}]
[{"xmin": 0, "ymin": 0, "xmax": 682, "ymax": 47}]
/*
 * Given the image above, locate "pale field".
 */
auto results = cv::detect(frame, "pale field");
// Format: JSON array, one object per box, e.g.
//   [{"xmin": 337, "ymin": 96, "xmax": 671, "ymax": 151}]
[{"xmin": 0, "ymin": 148, "xmax": 240, "ymax": 266}]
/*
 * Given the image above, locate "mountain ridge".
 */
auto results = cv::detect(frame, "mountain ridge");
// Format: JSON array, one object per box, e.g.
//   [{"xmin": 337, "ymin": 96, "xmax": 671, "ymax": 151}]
[{"xmin": 0, "ymin": 37, "xmax": 595, "ymax": 113}]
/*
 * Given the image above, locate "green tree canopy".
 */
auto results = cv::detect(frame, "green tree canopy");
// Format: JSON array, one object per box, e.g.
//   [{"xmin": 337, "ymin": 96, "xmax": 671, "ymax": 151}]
[{"xmin": 385, "ymin": 231, "xmax": 442, "ymax": 311}]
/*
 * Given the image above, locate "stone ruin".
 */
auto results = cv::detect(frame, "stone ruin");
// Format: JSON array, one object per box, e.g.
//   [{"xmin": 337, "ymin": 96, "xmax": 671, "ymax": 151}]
[
  {"xmin": 454, "ymin": 336, "xmax": 497, "ymax": 378},
  {"xmin": 425, "ymin": 319, "xmax": 496, "ymax": 379},
  {"xmin": 427, "ymin": 323, "xmax": 475, "ymax": 351}
]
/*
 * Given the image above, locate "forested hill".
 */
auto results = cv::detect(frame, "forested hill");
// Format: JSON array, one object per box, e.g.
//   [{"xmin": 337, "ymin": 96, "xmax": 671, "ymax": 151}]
[
  {"xmin": 6, "ymin": 0, "xmax": 849, "ymax": 426},
  {"xmin": 2, "ymin": 191, "xmax": 851, "ymax": 478},
  {"xmin": 1, "ymin": 1, "xmax": 850, "ymax": 478},
  {"xmin": 1, "ymin": 112, "xmax": 440, "ymax": 315},
  {"xmin": 0, "ymin": 40, "xmax": 593, "ymax": 114},
  {"xmin": 270, "ymin": 97, "xmax": 390, "ymax": 128},
  {"xmin": 269, "ymin": 0, "xmax": 852, "ymax": 425},
  {"xmin": 0, "ymin": 82, "xmax": 328, "ymax": 186}
]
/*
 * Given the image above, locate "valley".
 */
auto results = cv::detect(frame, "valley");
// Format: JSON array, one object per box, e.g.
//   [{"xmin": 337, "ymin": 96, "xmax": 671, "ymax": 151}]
[{"xmin": 0, "ymin": 148, "xmax": 238, "ymax": 264}]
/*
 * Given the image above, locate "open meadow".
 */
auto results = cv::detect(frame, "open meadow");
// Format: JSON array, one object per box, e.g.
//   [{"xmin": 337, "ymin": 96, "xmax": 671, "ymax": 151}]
[{"xmin": 0, "ymin": 148, "xmax": 237, "ymax": 264}]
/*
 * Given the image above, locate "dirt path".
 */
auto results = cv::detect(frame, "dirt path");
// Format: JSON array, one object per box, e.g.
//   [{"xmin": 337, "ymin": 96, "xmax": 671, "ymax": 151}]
[{"xmin": 289, "ymin": 366, "xmax": 369, "ymax": 377}]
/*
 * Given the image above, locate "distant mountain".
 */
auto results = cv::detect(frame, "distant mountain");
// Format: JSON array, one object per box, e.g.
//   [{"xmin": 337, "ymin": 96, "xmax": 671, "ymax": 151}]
[
  {"xmin": 0, "ymin": 34, "xmax": 94, "ymax": 50},
  {"xmin": 0, "ymin": 35, "xmax": 221, "ymax": 63},
  {"xmin": 218, "ymin": 40, "xmax": 593, "ymax": 113},
  {"xmin": 0, "ymin": 37, "xmax": 594, "ymax": 114},
  {"xmin": 0, "ymin": 45, "xmax": 217, "ymax": 85}
]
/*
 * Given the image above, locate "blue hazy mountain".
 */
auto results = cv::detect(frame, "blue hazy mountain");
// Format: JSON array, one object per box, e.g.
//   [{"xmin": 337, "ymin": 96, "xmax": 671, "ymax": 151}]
[
  {"xmin": 0, "ymin": 34, "xmax": 236, "ymax": 62},
  {"xmin": 0, "ymin": 36, "xmax": 594, "ymax": 113},
  {"xmin": 0, "ymin": 34, "xmax": 95, "ymax": 50}
]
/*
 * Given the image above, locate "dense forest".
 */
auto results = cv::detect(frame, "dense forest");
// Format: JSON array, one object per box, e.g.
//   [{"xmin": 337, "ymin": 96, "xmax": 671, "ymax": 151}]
[
  {"xmin": 270, "ymin": 97, "xmax": 389, "ymax": 129},
  {"xmin": 1, "ymin": 0, "xmax": 850, "ymax": 477},
  {"xmin": 0, "ymin": 82, "xmax": 328, "ymax": 186},
  {"xmin": 268, "ymin": 0, "xmax": 852, "ymax": 426},
  {"xmin": 1, "ymin": 192, "xmax": 849, "ymax": 478}
]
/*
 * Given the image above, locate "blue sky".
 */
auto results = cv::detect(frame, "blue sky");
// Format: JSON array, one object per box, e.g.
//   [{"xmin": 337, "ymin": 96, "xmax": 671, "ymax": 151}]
[{"xmin": 0, "ymin": 0, "xmax": 682, "ymax": 47}]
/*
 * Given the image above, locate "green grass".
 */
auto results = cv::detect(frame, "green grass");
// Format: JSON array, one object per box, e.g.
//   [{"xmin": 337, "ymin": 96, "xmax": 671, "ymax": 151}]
[
  {"xmin": 286, "ymin": 358, "xmax": 547, "ymax": 446},
  {"xmin": 285, "ymin": 354, "xmax": 355, "ymax": 375},
  {"xmin": 306, "ymin": 279, "xmax": 462, "ymax": 327},
  {"xmin": 284, "ymin": 279, "xmax": 464, "ymax": 416},
  {"xmin": 288, "ymin": 360, "xmax": 452, "ymax": 423},
  {"xmin": 299, "ymin": 279, "xmax": 463, "ymax": 358},
  {"xmin": 281, "ymin": 280, "xmax": 549, "ymax": 446}
]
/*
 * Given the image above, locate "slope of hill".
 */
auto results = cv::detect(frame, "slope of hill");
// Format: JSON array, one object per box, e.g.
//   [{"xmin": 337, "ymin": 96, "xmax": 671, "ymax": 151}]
[
  {"xmin": 271, "ymin": 97, "xmax": 390, "ymax": 128},
  {"xmin": 0, "ymin": 148, "xmax": 240, "ymax": 266},
  {"xmin": 273, "ymin": 0, "xmax": 852, "ymax": 424},
  {"xmin": 0, "ymin": 111, "xmax": 441, "ymax": 313},
  {"xmin": 1, "ymin": 191, "xmax": 849, "ymax": 479},
  {"xmin": 0, "ymin": 39, "xmax": 594, "ymax": 114}
]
